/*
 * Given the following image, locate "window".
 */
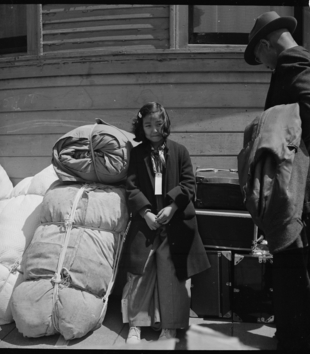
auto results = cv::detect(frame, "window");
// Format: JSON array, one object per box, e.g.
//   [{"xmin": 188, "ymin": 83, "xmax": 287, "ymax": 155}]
[
  {"xmin": 0, "ymin": 4, "xmax": 40, "ymax": 56},
  {"xmin": 188, "ymin": 5, "xmax": 302, "ymax": 46},
  {"xmin": 0, "ymin": 4, "xmax": 27, "ymax": 55}
]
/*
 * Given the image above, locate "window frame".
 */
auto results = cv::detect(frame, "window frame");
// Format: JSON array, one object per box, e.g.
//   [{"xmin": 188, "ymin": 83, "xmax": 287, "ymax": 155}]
[
  {"xmin": 171, "ymin": 5, "xmax": 308, "ymax": 52},
  {"xmin": 170, "ymin": 5, "xmax": 245, "ymax": 52},
  {"xmin": 26, "ymin": 4, "xmax": 42, "ymax": 56},
  {"xmin": 0, "ymin": 5, "xmax": 308, "ymax": 60}
]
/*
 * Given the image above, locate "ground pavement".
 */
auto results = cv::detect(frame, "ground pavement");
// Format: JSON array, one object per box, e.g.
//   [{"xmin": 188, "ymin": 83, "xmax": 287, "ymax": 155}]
[{"xmin": 0, "ymin": 295, "xmax": 277, "ymax": 351}]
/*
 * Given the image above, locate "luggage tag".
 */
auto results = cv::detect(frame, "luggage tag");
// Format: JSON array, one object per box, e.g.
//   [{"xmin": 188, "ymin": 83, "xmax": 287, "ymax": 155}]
[{"xmin": 155, "ymin": 172, "xmax": 162, "ymax": 195}]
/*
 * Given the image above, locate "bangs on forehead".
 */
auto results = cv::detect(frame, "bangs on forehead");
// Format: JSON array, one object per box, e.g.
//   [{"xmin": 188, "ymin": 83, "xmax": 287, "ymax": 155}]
[{"xmin": 148, "ymin": 111, "xmax": 164, "ymax": 120}]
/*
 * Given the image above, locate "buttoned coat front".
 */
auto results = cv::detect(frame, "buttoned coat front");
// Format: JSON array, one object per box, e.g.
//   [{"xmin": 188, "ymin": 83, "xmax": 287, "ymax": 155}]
[{"xmin": 123, "ymin": 138, "xmax": 210, "ymax": 281}]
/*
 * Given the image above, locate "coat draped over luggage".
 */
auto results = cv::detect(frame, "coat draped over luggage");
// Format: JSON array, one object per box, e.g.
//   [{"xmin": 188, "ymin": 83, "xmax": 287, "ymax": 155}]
[{"xmin": 238, "ymin": 103, "xmax": 309, "ymax": 253}]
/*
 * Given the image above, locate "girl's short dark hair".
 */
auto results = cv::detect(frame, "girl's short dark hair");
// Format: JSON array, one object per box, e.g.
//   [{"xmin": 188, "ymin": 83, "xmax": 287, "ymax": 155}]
[{"xmin": 132, "ymin": 102, "xmax": 171, "ymax": 142}]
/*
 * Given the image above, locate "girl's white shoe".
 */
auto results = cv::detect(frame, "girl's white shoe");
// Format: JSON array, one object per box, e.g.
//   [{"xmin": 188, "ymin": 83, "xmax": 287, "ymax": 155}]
[
  {"xmin": 126, "ymin": 326, "xmax": 141, "ymax": 344},
  {"xmin": 158, "ymin": 328, "xmax": 177, "ymax": 340}
]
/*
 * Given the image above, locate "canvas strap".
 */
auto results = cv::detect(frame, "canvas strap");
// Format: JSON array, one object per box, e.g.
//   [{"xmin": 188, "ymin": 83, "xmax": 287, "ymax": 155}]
[{"xmin": 41, "ymin": 221, "xmax": 117, "ymax": 234}]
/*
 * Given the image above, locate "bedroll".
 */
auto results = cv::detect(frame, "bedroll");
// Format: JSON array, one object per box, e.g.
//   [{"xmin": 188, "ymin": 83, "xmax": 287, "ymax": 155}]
[
  {"xmin": 11, "ymin": 181, "xmax": 129, "ymax": 340},
  {"xmin": 52, "ymin": 119, "xmax": 137, "ymax": 184},
  {"xmin": 0, "ymin": 165, "xmax": 59, "ymax": 325}
]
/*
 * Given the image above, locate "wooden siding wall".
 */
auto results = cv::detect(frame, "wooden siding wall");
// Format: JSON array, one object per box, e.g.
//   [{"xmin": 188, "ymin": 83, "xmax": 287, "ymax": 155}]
[
  {"xmin": 41, "ymin": 4, "xmax": 169, "ymax": 54},
  {"xmin": 0, "ymin": 53, "xmax": 269, "ymax": 186}
]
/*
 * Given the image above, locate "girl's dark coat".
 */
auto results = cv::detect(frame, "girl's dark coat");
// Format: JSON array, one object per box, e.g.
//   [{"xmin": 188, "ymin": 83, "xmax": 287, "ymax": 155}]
[{"xmin": 123, "ymin": 138, "xmax": 210, "ymax": 281}]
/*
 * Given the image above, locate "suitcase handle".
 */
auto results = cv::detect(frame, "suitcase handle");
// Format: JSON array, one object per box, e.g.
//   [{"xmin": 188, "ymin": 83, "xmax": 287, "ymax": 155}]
[{"xmin": 195, "ymin": 168, "xmax": 238, "ymax": 175}]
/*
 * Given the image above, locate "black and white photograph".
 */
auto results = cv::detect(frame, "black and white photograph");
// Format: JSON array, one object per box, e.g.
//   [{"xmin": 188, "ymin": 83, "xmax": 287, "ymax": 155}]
[{"xmin": 0, "ymin": 2, "xmax": 310, "ymax": 351}]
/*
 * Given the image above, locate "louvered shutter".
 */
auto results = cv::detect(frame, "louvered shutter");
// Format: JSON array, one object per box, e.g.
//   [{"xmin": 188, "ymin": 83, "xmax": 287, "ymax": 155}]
[{"xmin": 41, "ymin": 4, "xmax": 170, "ymax": 54}]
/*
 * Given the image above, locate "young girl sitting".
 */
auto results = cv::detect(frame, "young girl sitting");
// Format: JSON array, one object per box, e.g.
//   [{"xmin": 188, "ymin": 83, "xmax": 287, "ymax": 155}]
[{"xmin": 123, "ymin": 102, "xmax": 210, "ymax": 344}]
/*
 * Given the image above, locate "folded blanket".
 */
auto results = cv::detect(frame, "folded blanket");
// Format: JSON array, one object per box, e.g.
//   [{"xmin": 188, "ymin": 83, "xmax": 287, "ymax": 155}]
[
  {"xmin": 11, "ymin": 182, "xmax": 129, "ymax": 340},
  {"xmin": 52, "ymin": 119, "xmax": 137, "ymax": 184},
  {"xmin": 0, "ymin": 165, "xmax": 59, "ymax": 324}
]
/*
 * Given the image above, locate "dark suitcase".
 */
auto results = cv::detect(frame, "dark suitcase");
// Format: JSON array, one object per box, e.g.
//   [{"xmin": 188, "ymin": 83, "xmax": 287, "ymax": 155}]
[
  {"xmin": 195, "ymin": 168, "xmax": 246, "ymax": 211},
  {"xmin": 191, "ymin": 250, "xmax": 232, "ymax": 319},
  {"xmin": 196, "ymin": 209, "xmax": 257, "ymax": 251},
  {"xmin": 232, "ymin": 252, "xmax": 274, "ymax": 323}
]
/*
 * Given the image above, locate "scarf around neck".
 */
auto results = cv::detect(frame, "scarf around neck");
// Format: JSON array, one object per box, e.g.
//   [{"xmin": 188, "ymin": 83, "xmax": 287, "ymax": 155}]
[{"xmin": 150, "ymin": 142, "xmax": 166, "ymax": 174}]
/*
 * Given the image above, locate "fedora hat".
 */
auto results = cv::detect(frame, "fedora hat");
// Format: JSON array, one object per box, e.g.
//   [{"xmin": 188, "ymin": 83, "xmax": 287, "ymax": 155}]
[{"xmin": 244, "ymin": 11, "xmax": 297, "ymax": 65}]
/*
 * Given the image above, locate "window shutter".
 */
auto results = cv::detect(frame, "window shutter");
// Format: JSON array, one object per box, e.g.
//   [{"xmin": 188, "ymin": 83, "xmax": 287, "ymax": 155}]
[{"xmin": 41, "ymin": 4, "xmax": 170, "ymax": 54}]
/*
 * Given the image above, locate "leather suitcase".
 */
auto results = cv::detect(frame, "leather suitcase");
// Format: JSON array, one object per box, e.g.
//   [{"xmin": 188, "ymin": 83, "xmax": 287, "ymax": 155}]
[
  {"xmin": 195, "ymin": 168, "xmax": 246, "ymax": 211},
  {"xmin": 196, "ymin": 209, "xmax": 257, "ymax": 251},
  {"xmin": 191, "ymin": 250, "xmax": 232, "ymax": 319},
  {"xmin": 232, "ymin": 252, "xmax": 274, "ymax": 323}
]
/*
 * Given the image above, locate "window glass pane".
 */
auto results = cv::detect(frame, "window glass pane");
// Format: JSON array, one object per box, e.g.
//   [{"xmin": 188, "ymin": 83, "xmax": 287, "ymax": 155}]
[
  {"xmin": 0, "ymin": 4, "xmax": 27, "ymax": 54},
  {"xmin": 189, "ymin": 5, "xmax": 294, "ymax": 45}
]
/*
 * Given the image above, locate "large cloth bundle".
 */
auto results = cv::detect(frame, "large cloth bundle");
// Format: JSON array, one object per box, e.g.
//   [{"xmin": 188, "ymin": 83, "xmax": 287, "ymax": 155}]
[
  {"xmin": 0, "ymin": 165, "xmax": 59, "ymax": 324},
  {"xmin": 11, "ymin": 181, "xmax": 129, "ymax": 340},
  {"xmin": 52, "ymin": 119, "xmax": 137, "ymax": 184}
]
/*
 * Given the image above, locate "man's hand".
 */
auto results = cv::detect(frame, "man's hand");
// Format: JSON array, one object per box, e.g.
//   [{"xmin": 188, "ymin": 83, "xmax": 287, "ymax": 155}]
[{"xmin": 156, "ymin": 202, "xmax": 177, "ymax": 225}]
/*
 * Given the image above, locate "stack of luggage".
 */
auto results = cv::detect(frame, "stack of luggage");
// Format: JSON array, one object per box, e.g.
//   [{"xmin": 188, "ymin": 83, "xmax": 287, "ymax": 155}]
[
  {"xmin": 191, "ymin": 168, "xmax": 274, "ymax": 323},
  {"xmin": 2, "ymin": 119, "xmax": 135, "ymax": 340}
]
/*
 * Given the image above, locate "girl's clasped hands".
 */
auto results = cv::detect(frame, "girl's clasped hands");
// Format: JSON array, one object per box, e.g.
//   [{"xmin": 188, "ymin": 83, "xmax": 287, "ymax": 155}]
[{"xmin": 144, "ymin": 203, "xmax": 177, "ymax": 230}]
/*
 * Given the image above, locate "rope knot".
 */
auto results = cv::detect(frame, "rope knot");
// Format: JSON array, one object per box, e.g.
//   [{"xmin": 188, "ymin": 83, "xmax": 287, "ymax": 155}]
[
  {"xmin": 9, "ymin": 261, "xmax": 20, "ymax": 274},
  {"xmin": 64, "ymin": 216, "xmax": 72, "ymax": 229},
  {"xmin": 51, "ymin": 273, "xmax": 62, "ymax": 284}
]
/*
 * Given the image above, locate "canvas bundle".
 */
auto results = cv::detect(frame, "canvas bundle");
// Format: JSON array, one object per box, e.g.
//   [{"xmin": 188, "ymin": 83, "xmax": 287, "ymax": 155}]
[
  {"xmin": 11, "ymin": 181, "xmax": 129, "ymax": 340},
  {"xmin": 0, "ymin": 165, "xmax": 59, "ymax": 325},
  {"xmin": 52, "ymin": 119, "xmax": 137, "ymax": 184}
]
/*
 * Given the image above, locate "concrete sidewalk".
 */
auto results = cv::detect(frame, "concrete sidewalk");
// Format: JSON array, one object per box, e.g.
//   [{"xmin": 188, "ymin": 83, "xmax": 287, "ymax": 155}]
[{"xmin": 0, "ymin": 295, "xmax": 277, "ymax": 350}]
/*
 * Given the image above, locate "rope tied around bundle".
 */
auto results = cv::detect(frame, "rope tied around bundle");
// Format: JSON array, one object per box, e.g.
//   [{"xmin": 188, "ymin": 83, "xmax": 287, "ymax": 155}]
[
  {"xmin": 51, "ymin": 184, "xmax": 86, "ymax": 333},
  {"xmin": 0, "ymin": 261, "xmax": 23, "ymax": 297},
  {"xmin": 48, "ymin": 181, "xmax": 130, "ymax": 334},
  {"xmin": 0, "ymin": 236, "xmax": 33, "ymax": 297}
]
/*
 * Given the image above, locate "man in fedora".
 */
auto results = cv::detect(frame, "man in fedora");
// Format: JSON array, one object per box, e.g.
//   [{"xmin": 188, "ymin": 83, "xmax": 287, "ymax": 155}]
[{"xmin": 244, "ymin": 11, "xmax": 310, "ymax": 350}]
